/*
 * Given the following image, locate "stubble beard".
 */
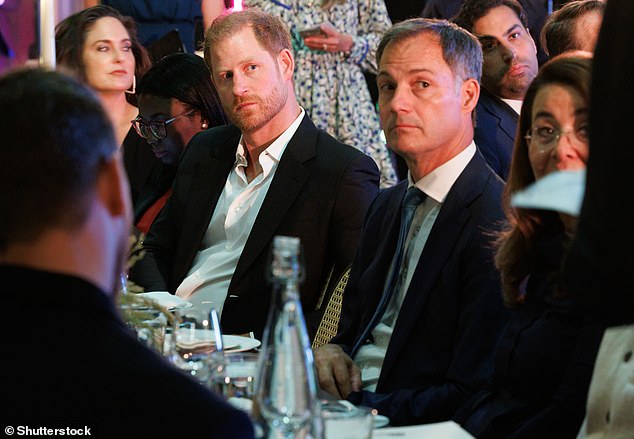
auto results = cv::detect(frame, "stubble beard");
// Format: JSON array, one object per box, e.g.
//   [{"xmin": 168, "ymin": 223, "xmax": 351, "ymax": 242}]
[
  {"xmin": 503, "ymin": 75, "xmax": 532, "ymax": 99},
  {"xmin": 228, "ymin": 83, "xmax": 288, "ymax": 134},
  {"xmin": 494, "ymin": 61, "xmax": 536, "ymax": 99}
]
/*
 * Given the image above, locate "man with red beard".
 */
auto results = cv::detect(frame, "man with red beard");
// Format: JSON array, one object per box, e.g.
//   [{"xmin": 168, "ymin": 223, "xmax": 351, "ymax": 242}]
[
  {"xmin": 454, "ymin": 0, "xmax": 539, "ymax": 180},
  {"xmin": 130, "ymin": 9, "xmax": 380, "ymax": 340}
]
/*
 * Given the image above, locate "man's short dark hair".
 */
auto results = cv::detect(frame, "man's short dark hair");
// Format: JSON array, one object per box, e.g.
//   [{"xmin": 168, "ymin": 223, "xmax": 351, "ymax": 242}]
[
  {"xmin": 540, "ymin": 0, "xmax": 606, "ymax": 57},
  {"xmin": 0, "ymin": 68, "xmax": 117, "ymax": 251},
  {"xmin": 452, "ymin": 0, "xmax": 528, "ymax": 33}
]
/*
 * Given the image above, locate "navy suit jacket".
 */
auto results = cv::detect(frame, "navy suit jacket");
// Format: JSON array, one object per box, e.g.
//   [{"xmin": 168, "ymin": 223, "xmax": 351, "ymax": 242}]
[
  {"xmin": 474, "ymin": 88, "xmax": 519, "ymax": 180},
  {"xmin": 131, "ymin": 115, "xmax": 380, "ymax": 339},
  {"xmin": 333, "ymin": 151, "xmax": 509, "ymax": 425}
]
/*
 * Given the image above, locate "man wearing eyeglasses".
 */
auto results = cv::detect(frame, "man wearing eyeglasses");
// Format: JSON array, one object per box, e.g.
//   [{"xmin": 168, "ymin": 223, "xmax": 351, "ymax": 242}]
[
  {"xmin": 453, "ymin": 0, "xmax": 540, "ymax": 180},
  {"xmin": 130, "ymin": 9, "xmax": 380, "ymax": 340}
]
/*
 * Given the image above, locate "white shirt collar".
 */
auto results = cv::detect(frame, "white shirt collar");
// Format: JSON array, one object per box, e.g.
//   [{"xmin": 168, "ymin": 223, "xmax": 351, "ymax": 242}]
[
  {"xmin": 235, "ymin": 107, "xmax": 306, "ymax": 165},
  {"xmin": 500, "ymin": 97, "xmax": 523, "ymax": 115},
  {"xmin": 408, "ymin": 142, "xmax": 477, "ymax": 203}
]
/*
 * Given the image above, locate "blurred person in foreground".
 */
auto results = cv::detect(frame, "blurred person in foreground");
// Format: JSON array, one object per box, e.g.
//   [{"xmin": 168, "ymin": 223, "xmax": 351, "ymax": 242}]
[
  {"xmin": 563, "ymin": 0, "xmax": 634, "ymax": 436},
  {"xmin": 133, "ymin": 52, "xmax": 227, "ymax": 234},
  {"xmin": 453, "ymin": 53, "xmax": 605, "ymax": 439},
  {"xmin": 130, "ymin": 9, "xmax": 380, "ymax": 340},
  {"xmin": 56, "ymin": 5, "xmax": 159, "ymax": 210},
  {"xmin": 540, "ymin": 0, "xmax": 605, "ymax": 58},
  {"xmin": 314, "ymin": 18, "xmax": 508, "ymax": 426},
  {"xmin": 453, "ymin": 0, "xmax": 540, "ymax": 180},
  {"xmin": 0, "ymin": 68, "xmax": 254, "ymax": 438}
]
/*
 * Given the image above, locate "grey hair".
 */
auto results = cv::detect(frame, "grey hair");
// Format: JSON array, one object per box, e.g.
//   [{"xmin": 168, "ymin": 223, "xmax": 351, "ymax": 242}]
[{"xmin": 377, "ymin": 18, "xmax": 483, "ymax": 84}]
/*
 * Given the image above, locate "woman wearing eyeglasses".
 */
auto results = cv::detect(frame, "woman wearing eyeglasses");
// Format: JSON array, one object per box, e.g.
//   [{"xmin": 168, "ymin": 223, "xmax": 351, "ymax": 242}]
[
  {"xmin": 55, "ymin": 5, "xmax": 155, "ymax": 209},
  {"xmin": 453, "ymin": 53, "xmax": 605, "ymax": 438},
  {"xmin": 131, "ymin": 52, "xmax": 226, "ymax": 234}
]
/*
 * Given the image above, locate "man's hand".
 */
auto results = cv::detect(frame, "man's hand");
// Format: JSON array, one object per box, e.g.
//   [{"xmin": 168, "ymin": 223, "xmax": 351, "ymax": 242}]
[{"xmin": 314, "ymin": 344, "xmax": 362, "ymax": 399}]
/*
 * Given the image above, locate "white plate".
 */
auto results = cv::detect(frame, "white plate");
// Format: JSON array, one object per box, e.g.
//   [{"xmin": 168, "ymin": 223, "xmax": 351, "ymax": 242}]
[
  {"xmin": 138, "ymin": 291, "xmax": 193, "ymax": 310},
  {"xmin": 177, "ymin": 329, "xmax": 260, "ymax": 353},
  {"xmin": 373, "ymin": 414, "xmax": 390, "ymax": 429},
  {"xmin": 333, "ymin": 400, "xmax": 390, "ymax": 429},
  {"xmin": 224, "ymin": 335, "xmax": 261, "ymax": 353}
]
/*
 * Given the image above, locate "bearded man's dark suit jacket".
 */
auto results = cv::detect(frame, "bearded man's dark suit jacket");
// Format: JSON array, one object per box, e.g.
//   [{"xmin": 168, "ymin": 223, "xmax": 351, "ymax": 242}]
[
  {"xmin": 332, "ymin": 151, "xmax": 509, "ymax": 426},
  {"xmin": 131, "ymin": 115, "xmax": 380, "ymax": 339},
  {"xmin": 474, "ymin": 88, "xmax": 519, "ymax": 180}
]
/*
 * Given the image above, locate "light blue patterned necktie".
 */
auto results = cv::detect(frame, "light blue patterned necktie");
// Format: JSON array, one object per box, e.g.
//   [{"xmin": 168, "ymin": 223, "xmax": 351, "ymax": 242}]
[{"xmin": 351, "ymin": 186, "xmax": 426, "ymax": 355}]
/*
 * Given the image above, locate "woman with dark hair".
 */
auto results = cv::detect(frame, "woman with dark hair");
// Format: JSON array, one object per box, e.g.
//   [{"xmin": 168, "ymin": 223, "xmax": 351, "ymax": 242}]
[
  {"xmin": 56, "ymin": 5, "xmax": 158, "ymax": 208},
  {"xmin": 453, "ymin": 53, "xmax": 605, "ymax": 438},
  {"xmin": 133, "ymin": 52, "xmax": 227, "ymax": 233}
]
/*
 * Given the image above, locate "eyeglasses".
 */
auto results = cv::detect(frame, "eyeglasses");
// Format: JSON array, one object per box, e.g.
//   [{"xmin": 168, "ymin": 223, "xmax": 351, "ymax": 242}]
[
  {"xmin": 131, "ymin": 110, "xmax": 194, "ymax": 143},
  {"xmin": 525, "ymin": 125, "xmax": 589, "ymax": 152}
]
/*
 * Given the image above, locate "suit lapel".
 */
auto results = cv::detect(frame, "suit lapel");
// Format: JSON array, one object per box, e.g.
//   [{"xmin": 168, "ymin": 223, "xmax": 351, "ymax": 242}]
[
  {"xmin": 481, "ymin": 89, "xmax": 518, "ymax": 141},
  {"xmin": 350, "ymin": 183, "xmax": 407, "ymax": 354},
  {"xmin": 231, "ymin": 116, "xmax": 316, "ymax": 284},
  {"xmin": 378, "ymin": 153, "xmax": 492, "ymax": 382},
  {"xmin": 175, "ymin": 129, "xmax": 239, "ymax": 286}
]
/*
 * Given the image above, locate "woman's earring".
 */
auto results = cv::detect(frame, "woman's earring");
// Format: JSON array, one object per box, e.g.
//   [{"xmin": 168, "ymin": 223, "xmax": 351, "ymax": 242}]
[
  {"xmin": 201, "ymin": 121, "xmax": 209, "ymax": 129},
  {"xmin": 125, "ymin": 75, "xmax": 136, "ymax": 94}
]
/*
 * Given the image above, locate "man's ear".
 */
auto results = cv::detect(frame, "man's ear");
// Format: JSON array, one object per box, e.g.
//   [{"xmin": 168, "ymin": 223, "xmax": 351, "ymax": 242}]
[
  {"xmin": 462, "ymin": 78, "xmax": 480, "ymax": 113},
  {"xmin": 96, "ymin": 155, "xmax": 129, "ymax": 218},
  {"xmin": 277, "ymin": 48, "xmax": 295, "ymax": 81}
]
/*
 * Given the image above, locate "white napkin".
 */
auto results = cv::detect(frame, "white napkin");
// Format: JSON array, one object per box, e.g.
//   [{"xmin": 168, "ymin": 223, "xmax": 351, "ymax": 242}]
[
  {"xmin": 511, "ymin": 169, "xmax": 586, "ymax": 216},
  {"xmin": 373, "ymin": 421, "xmax": 474, "ymax": 438},
  {"xmin": 138, "ymin": 291, "xmax": 192, "ymax": 310}
]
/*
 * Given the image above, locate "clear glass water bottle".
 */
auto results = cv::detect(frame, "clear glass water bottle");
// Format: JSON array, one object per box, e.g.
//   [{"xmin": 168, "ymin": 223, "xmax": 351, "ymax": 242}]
[{"xmin": 254, "ymin": 236, "xmax": 323, "ymax": 439}]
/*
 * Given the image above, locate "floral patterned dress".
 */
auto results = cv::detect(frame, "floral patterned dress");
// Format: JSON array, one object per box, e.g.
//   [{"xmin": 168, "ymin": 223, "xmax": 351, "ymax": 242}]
[{"xmin": 244, "ymin": 0, "xmax": 397, "ymax": 187}]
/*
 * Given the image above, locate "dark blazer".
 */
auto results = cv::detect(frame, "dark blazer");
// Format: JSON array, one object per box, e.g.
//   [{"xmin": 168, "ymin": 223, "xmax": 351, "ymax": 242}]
[
  {"xmin": 454, "ymin": 229, "xmax": 604, "ymax": 438},
  {"xmin": 132, "ymin": 163, "xmax": 177, "ymax": 226},
  {"xmin": 2, "ymin": 265, "xmax": 254, "ymax": 438},
  {"xmin": 333, "ymin": 151, "xmax": 509, "ymax": 426},
  {"xmin": 122, "ymin": 127, "xmax": 165, "ymax": 209},
  {"xmin": 131, "ymin": 115, "xmax": 380, "ymax": 338},
  {"xmin": 474, "ymin": 88, "xmax": 519, "ymax": 180}
]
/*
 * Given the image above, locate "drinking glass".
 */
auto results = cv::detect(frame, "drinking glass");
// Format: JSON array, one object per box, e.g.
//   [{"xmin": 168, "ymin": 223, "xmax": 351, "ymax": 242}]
[
  {"xmin": 118, "ymin": 294, "xmax": 169, "ymax": 355},
  {"xmin": 131, "ymin": 307, "xmax": 168, "ymax": 354},
  {"xmin": 321, "ymin": 401, "xmax": 374, "ymax": 439},
  {"xmin": 171, "ymin": 301, "xmax": 223, "ymax": 387},
  {"xmin": 210, "ymin": 352, "xmax": 260, "ymax": 414}
]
